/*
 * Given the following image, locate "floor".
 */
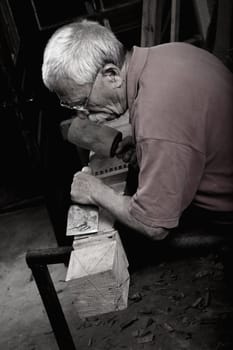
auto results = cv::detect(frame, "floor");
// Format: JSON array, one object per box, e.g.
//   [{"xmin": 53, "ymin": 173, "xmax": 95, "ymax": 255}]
[{"xmin": 0, "ymin": 203, "xmax": 233, "ymax": 350}]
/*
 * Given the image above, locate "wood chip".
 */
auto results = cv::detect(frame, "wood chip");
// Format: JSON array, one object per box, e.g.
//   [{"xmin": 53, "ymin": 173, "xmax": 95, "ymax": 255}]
[
  {"xmin": 140, "ymin": 329, "xmax": 151, "ymax": 337},
  {"xmin": 191, "ymin": 296, "xmax": 204, "ymax": 308},
  {"xmin": 137, "ymin": 332, "xmax": 154, "ymax": 344},
  {"xmin": 138, "ymin": 308, "xmax": 153, "ymax": 315},
  {"xmin": 132, "ymin": 329, "xmax": 150, "ymax": 337},
  {"xmin": 163, "ymin": 322, "xmax": 174, "ymax": 332},
  {"xmin": 204, "ymin": 289, "xmax": 211, "ymax": 307},
  {"xmin": 141, "ymin": 317, "xmax": 154, "ymax": 329},
  {"xmin": 194, "ymin": 270, "xmax": 209, "ymax": 279},
  {"xmin": 120, "ymin": 317, "xmax": 138, "ymax": 330},
  {"xmin": 129, "ymin": 292, "xmax": 142, "ymax": 303}
]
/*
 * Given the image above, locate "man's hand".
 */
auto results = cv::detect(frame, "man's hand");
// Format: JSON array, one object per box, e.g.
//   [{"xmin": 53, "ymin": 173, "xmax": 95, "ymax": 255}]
[
  {"xmin": 115, "ymin": 136, "xmax": 137, "ymax": 166},
  {"xmin": 70, "ymin": 167, "xmax": 104, "ymax": 205},
  {"xmin": 71, "ymin": 167, "xmax": 169, "ymax": 241}
]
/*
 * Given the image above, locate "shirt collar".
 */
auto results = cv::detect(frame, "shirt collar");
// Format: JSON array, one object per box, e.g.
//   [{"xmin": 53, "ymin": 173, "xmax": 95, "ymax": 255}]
[{"xmin": 126, "ymin": 46, "xmax": 149, "ymax": 123}]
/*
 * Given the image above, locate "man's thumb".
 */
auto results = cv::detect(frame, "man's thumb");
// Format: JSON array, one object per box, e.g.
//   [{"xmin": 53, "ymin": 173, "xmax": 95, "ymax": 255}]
[{"xmin": 81, "ymin": 166, "xmax": 92, "ymax": 174}]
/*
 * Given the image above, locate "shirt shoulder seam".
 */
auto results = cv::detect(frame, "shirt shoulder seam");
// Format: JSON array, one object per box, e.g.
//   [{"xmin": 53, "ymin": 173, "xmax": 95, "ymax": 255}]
[{"xmin": 137, "ymin": 137, "xmax": 205, "ymax": 155}]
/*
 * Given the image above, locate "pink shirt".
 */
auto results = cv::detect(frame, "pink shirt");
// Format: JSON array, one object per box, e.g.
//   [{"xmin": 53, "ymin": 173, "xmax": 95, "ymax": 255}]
[{"xmin": 127, "ymin": 43, "xmax": 233, "ymax": 229}]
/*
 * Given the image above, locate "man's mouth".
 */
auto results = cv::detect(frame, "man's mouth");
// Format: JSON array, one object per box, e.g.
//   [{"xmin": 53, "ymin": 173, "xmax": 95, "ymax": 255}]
[{"xmin": 88, "ymin": 112, "xmax": 119, "ymax": 124}]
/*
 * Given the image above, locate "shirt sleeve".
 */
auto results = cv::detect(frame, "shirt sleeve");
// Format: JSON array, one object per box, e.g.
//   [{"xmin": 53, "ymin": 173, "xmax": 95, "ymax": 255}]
[{"xmin": 129, "ymin": 139, "xmax": 205, "ymax": 229}]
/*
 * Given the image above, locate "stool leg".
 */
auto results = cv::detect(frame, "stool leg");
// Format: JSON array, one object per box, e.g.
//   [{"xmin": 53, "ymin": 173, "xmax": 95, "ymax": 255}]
[{"xmin": 26, "ymin": 249, "xmax": 76, "ymax": 350}]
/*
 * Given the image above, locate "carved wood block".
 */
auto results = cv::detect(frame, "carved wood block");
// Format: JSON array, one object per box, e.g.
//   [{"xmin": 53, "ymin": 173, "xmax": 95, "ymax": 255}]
[{"xmin": 66, "ymin": 231, "xmax": 129, "ymax": 318}]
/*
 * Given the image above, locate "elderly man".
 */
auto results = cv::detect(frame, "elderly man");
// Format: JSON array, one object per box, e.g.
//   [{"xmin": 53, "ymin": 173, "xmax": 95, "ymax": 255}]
[{"xmin": 42, "ymin": 19, "xmax": 233, "ymax": 241}]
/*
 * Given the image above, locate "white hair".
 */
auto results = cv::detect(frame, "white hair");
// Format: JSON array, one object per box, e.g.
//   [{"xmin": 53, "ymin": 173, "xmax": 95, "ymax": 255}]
[{"xmin": 42, "ymin": 19, "xmax": 125, "ymax": 91}]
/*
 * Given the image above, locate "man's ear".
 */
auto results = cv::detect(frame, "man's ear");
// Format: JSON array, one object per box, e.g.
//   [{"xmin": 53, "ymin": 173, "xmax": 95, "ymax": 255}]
[{"xmin": 101, "ymin": 63, "xmax": 123, "ymax": 88}]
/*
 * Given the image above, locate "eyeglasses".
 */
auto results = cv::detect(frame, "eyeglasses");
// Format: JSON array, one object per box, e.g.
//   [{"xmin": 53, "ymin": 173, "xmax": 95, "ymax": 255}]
[
  {"xmin": 60, "ymin": 74, "xmax": 97, "ymax": 112},
  {"xmin": 60, "ymin": 99, "xmax": 88, "ymax": 112}
]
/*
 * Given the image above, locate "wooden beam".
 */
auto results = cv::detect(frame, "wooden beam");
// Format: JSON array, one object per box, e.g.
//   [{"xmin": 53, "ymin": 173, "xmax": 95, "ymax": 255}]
[
  {"xmin": 192, "ymin": 0, "xmax": 210, "ymax": 41},
  {"xmin": 170, "ymin": 0, "xmax": 180, "ymax": 42},
  {"xmin": 213, "ymin": 0, "xmax": 233, "ymax": 63},
  {"xmin": 140, "ymin": 0, "xmax": 163, "ymax": 47}
]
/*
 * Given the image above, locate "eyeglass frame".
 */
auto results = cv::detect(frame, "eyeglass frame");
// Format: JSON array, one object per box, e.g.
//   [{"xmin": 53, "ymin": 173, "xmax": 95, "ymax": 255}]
[{"xmin": 59, "ymin": 72, "xmax": 97, "ymax": 112}]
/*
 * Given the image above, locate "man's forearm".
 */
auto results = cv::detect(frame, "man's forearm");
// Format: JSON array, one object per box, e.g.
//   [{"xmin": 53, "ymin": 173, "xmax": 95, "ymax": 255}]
[{"xmin": 93, "ymin": 183, "xmax": 169, "ymax": 240}]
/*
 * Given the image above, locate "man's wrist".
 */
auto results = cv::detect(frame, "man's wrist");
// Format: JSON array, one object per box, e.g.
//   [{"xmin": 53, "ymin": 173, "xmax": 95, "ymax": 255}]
[{"xmin": 92, "ymin": 181, "xmax": 116, "ymax": 207}]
